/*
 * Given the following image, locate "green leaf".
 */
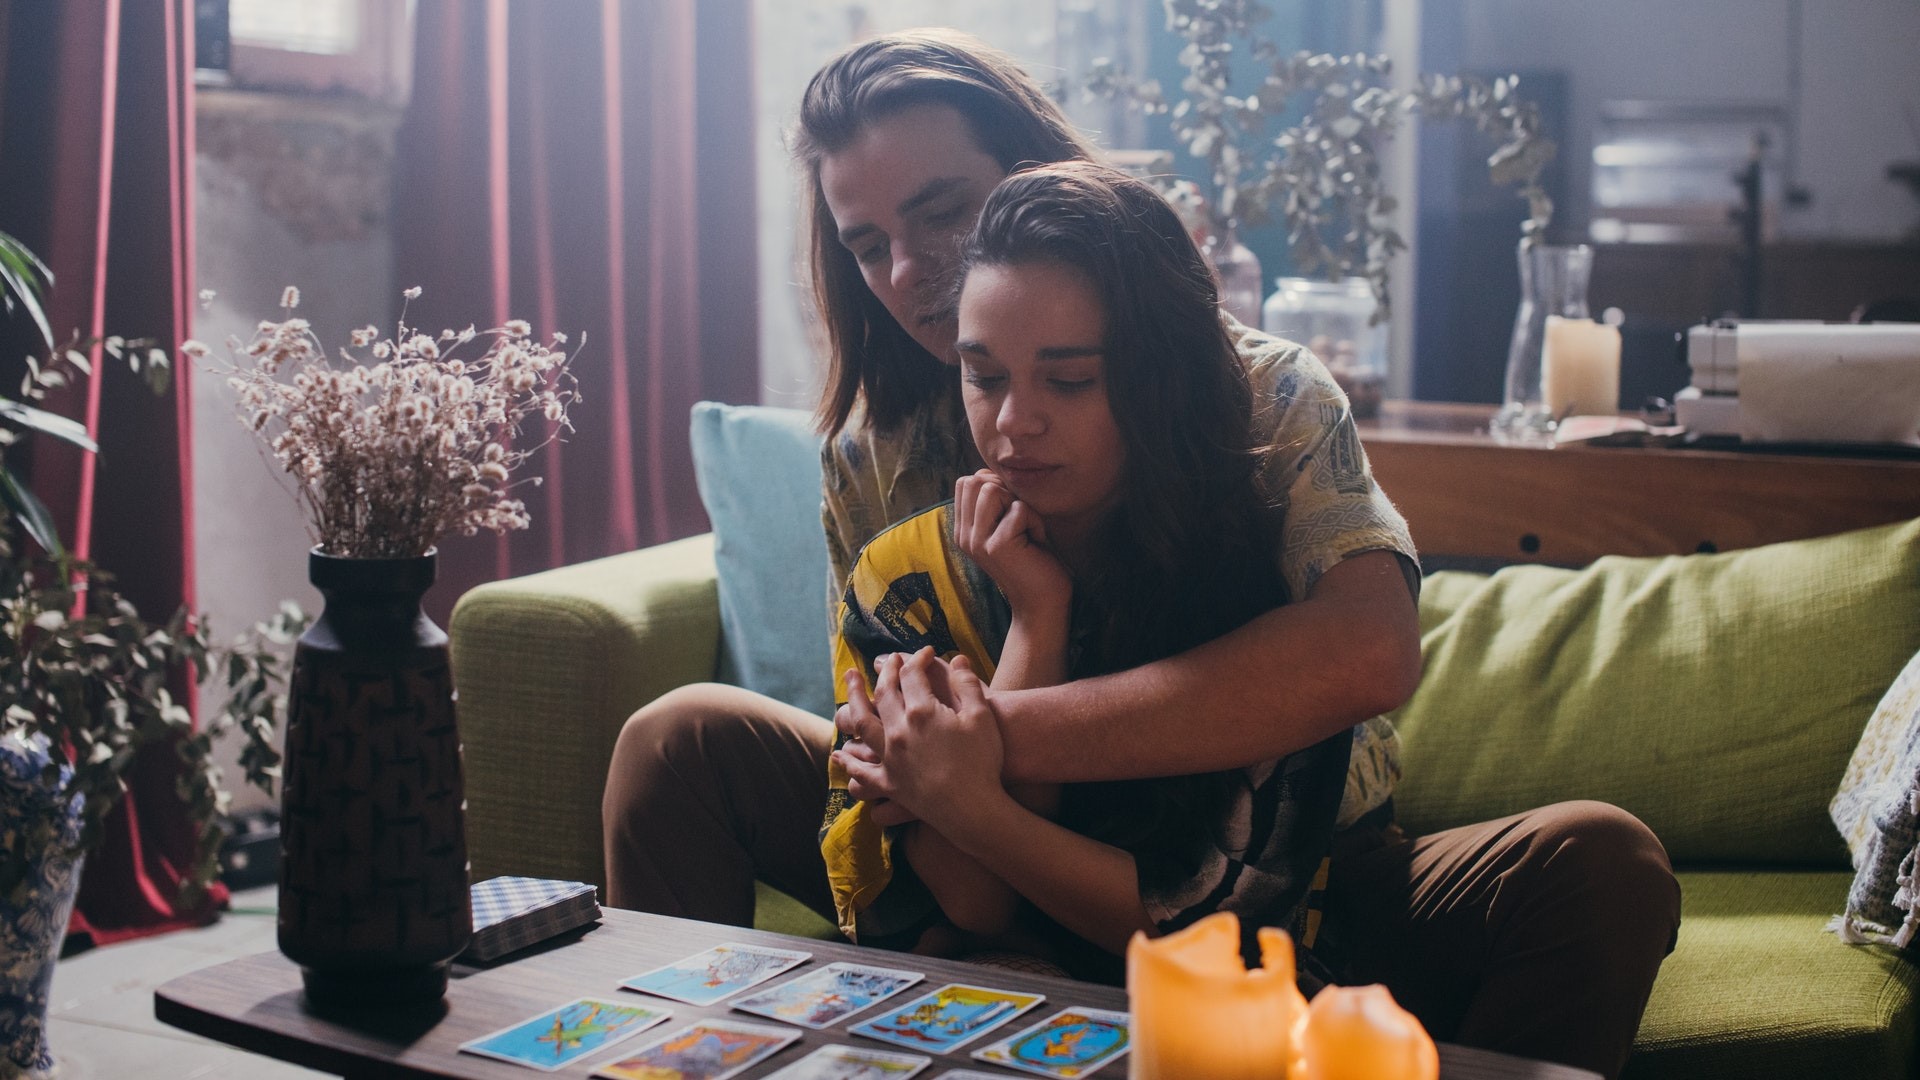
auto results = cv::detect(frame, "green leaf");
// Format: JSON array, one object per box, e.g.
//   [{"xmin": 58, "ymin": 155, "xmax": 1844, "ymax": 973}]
[
  {"xmin": 0, "ymin": 398, "xmax": 97, "ymax": 452},
  {"xmin": 0, "ymin": 231, "xmax": 54, "ymax": 352},
  {"xmin": 0, "ymin": 466, "xmax": 66, "ymax": 558}
]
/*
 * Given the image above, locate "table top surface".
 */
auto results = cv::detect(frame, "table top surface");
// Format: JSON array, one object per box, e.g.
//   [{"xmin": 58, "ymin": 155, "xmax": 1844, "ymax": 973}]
[
  {"xmin": 1350, "ymin": 401, "xmax": 1920, "ymax": 566},
  {"xmin": 1361, "ymin": 400, "xmax": 1920, "ymax": 460},
  {"xmin": 155, "ymin": 906, "xmax": 1599, "ymax": 1080}
]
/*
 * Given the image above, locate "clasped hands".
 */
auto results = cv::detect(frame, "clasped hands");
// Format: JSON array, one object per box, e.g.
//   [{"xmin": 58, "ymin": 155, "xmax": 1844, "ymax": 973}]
[
  {"xmin": 832, "ymin": 647, "xmax": 1003, "ymax": 830},
  {"xmin": 833, "ymin": 469, "xmax": 1066, "ymax": 831}
]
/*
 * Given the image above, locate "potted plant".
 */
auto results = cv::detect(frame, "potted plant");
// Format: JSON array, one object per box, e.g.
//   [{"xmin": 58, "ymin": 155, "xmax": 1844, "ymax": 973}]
[
  {"xmin": 1, "ymin": 231, "xmax": 303, "ymax": 1080},
  {"xmin": 187, "ymin": 285, "xmax": 579, "ymax": 1003}
]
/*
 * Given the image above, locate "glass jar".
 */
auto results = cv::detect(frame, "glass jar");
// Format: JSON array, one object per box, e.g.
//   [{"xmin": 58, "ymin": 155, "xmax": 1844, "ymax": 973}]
[{"xmin": 1263, "ymin": 277, "xmax": 1387, "ymax": 418}]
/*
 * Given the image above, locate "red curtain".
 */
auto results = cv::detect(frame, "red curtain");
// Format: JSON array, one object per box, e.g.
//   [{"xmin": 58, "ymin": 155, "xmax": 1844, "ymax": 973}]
[
  {"xmin": 0, "ymin": 0, "xmax": 220, "ymax": 944},
  {"xmin": 394, "ymin": 0, "xmax": 760, "ymax": 622}
]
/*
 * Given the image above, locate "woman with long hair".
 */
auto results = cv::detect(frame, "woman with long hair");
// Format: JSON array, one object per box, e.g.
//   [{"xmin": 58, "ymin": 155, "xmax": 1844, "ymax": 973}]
[{"xmin": 820, "ymin": 162, "xmax": 1350, "ymax": 975}]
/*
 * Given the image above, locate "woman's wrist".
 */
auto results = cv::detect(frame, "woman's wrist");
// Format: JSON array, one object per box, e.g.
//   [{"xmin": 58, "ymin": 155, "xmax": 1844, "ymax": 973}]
[
  {"xmin": 1003, "ymin": 609, "xmax": 1069, "ymax": 662},
  {"xmin": 934, "ymin": 783, "xmax": 1024, "ymax": 860}
]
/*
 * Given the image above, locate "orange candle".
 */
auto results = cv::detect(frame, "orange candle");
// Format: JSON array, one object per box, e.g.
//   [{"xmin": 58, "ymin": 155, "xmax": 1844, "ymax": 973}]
[
  {"xmin": 1291, "ymin": 984, "xmax": 1439, "ymax": 1080},
  {"xmin": 1126, "ymin": 912, "xmax": 1306, "ymax": 1079}
]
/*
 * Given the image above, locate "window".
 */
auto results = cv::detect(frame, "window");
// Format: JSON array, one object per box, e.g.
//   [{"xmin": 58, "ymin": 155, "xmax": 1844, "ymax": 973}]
[
  {"xmin": 230, "ymin": 0, "xmax": 360, "ymax": 55},
  {"xmin": 217, "ymin": 0, "xmax": 412, "ymax": 105}
]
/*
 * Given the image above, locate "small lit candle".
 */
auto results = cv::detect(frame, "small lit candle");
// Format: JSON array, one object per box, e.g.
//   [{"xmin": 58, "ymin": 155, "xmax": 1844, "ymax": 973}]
[
  {"xmin": 1291, "ymin": 984, "xmax": 1439, "ymax": 1080},
  {"xmin": 1542, "ymin": 314, "xmax": 1622, "ymax": 421},
  {"xmin": 1127, "ymin": 912, "xmax": 1306, "ymax": 1079}
]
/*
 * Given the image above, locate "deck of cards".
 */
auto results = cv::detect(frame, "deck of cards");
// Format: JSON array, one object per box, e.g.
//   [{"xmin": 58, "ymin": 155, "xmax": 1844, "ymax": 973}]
[
  {"xmin": 464, "ymin": 876, "xmax": 602, "ymax": 962},
  {"xmin": 456, "ymin": 938, "xmax": 1131, "ymax": 1078}
]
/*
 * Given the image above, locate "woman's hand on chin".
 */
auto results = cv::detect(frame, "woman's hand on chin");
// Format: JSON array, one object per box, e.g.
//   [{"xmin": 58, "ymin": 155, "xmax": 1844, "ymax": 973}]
[{"xmin": 955, "ymin": 470, "xmax": 1070, "ymax": 620}]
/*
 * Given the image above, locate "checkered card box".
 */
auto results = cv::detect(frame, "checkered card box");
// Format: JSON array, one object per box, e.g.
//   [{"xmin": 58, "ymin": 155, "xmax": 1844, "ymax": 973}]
[{"xmin": 464, "ymin": 876, "xmax": 601, "ymax": 961}]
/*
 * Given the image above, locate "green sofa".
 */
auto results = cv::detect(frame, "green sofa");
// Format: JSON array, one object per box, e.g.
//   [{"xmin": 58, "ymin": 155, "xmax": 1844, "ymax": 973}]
[{"xmin": 449, "ymin": 407, "xmax": 1920, "ymax": 1080}]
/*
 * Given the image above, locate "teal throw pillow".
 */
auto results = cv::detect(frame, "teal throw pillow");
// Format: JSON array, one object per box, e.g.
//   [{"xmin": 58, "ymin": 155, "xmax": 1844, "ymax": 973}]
[{"xmin": 689, "ymin": 402, "xmax": 833, "ymax": 718}]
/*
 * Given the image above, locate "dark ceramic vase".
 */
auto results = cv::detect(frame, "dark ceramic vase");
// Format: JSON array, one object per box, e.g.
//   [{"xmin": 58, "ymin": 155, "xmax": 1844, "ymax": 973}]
[{"xmin": 277, "ymin": 549, "xmax": 471, "ymax": 1005}]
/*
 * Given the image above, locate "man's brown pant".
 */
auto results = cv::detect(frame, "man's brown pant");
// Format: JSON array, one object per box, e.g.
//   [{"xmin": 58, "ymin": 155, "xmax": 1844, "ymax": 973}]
[{"xmin": 602, "ymin": 684, "xmax": 1680, "ymax": 1080}]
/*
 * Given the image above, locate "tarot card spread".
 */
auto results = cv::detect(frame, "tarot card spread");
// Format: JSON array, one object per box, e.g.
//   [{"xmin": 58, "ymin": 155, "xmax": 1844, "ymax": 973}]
[
  {"xmin": 759, "ymin": 1043, "xmax": 932, "ymax": 1079},
  {"xmin": 619, "ymin": 942, "xmax": 812, "ymax": 1006},
  {"xmin": 458, "ymin": 997, "xmax": 670, "ymax": 1071},
  {"xmin": 591, "ymin": 1018, "xmax": 799, "ymax": 1080},
  {"xmin": 731, "ymin": 962, "xmax": 924, "ymax": 1029},
  {"xmin": 846, "ymin": 982, "xmax": 1044, "ymax": 1054},
  {"xmin": 971, "ymin": 1007, "xmax": 1132, "ymax": 1078}
]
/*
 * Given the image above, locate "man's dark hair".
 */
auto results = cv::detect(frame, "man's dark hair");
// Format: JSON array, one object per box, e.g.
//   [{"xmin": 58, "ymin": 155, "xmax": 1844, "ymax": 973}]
[{"xmin": 795, "ymin": 29, "xmax": 1098, "ymax": 435}]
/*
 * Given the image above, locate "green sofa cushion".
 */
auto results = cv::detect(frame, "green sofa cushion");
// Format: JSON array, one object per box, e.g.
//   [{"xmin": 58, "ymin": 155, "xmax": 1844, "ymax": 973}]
[
  {"xmin": 1392, "ymin": 517, "xmax": 1920, "ymax": 867},
  {"xmin": 450, "ymin": 536, "xmax": 724, "ymax": 890},
  {"xmin": 1628, "ymin": 872, "xmax": 1919, "ymax": 1080},
  {"xmin": 754, "ymin": 881, "xmax": 838, "ymax": 941}
]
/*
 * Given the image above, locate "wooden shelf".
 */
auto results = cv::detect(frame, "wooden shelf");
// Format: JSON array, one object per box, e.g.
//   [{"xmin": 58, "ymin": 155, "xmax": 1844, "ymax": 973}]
[{"xmin": 1358, "ymin": 402, "xmax": 1920, "ymax": 566}]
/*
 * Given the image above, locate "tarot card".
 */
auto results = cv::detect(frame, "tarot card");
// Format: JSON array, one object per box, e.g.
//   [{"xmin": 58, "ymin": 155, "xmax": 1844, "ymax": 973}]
[
  {"xmin": 970, "ymin": 1007, "xmax": 1132, "ymax": 1078},
  {"xmin": 591, "ymin": 1018, "xmax": 800, "ymax": 1080},
  {"xmin": 760, "ymin": 1044, "xmax": 933, "ymax": 1079},
  {"xmin": 847, "ymin": 982, "xmax": 1045, "ymax": 1054},
  {"xmin": 731, "ymin": 962, "xmax": 924, "ymax": 1029},
  {"xmin": 619, "ymin": 942, "xmax": 812, "ymax": 1006},
  {"xmin": 457, "ymin": 997, "xmax": 670, "ymax": 1071}
]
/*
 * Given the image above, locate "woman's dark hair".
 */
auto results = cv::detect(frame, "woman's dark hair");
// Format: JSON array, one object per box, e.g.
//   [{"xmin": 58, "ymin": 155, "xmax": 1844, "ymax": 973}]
[
  {"xmin": 960, "ymin": 161, "xmax": 1283, "ymax": 888},
  {"xmin": 795, "ymin": 29, "xmax": 1099, "ymax": 436}
]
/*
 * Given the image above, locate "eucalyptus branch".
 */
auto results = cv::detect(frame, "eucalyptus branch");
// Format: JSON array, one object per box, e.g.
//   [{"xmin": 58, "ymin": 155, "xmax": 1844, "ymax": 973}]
[
  {"xmin": 1082, "ymin": 0, "xmax": 1556, "ymax": 323},
  {"xmin": 1406, "ymin": 72, "xmax": 1558, "ymax": 240}
]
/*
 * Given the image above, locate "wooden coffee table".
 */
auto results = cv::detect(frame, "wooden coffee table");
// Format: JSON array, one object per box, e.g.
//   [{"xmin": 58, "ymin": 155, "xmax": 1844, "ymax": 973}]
[{"xmin": 155, "ymin": 907, "xmax": 1599, "ymax": 1079}]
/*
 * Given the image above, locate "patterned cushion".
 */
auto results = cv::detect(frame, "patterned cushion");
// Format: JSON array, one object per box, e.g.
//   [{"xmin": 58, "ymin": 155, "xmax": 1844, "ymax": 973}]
[{"xmin": 1830, "ymin": 647, "xmax": 1920, "ymax": 950}]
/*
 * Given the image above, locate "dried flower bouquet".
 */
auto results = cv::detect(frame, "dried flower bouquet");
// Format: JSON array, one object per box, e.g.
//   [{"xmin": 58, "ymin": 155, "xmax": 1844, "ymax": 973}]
[{"xmin": 188, "ymin": 287, "xmax": 579, "ymax": 559}]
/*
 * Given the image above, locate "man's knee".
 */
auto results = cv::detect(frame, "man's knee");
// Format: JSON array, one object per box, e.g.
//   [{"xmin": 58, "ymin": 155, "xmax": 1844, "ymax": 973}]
[
  {"xmin": 614, "ymin": 683, "xmax": 734, "ymax": 755},
  {"xmin": 1527, "ymin": 801, "xmax": 1670, "ymax": 871},
  {"xmin": 1524, "ymin": 800, "xmax": 1681, "ymax": 946},
  {"xmin": 604, "ymin": 684, "xmax": 740, "ymax": 822}
]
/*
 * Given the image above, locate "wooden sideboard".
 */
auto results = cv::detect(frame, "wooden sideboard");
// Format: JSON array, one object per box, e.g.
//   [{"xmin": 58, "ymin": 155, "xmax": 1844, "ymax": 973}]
[{"xmin": 1356, "ymin": 402, "xmax": 1920, "ymax": 567}]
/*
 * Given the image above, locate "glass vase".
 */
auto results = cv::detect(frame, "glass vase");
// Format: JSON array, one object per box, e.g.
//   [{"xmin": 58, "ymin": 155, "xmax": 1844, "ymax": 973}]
[
  {"xmin": 1206, "ymin": 224, "xmax": 1264, "ymax": 329},
  {"xmin": 1495, "ymin": 241, "xmax": 1593, "ymax": 441},
  {"xmin": 277, "ymin": 548, "xmax": 471, "ymax": 1005}
]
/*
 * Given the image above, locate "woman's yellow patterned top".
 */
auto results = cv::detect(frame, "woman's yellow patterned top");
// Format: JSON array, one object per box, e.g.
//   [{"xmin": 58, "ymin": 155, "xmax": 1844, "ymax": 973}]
[{"xmin": 819, "ymin": 501, "xmax": 1354, "ymax": 954}]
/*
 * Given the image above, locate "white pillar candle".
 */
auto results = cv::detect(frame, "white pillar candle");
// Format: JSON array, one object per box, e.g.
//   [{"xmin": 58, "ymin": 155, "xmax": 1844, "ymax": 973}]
[{"xmin": 1542, "ymin": 315, "xmax": 1622, "ymax": 421}]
